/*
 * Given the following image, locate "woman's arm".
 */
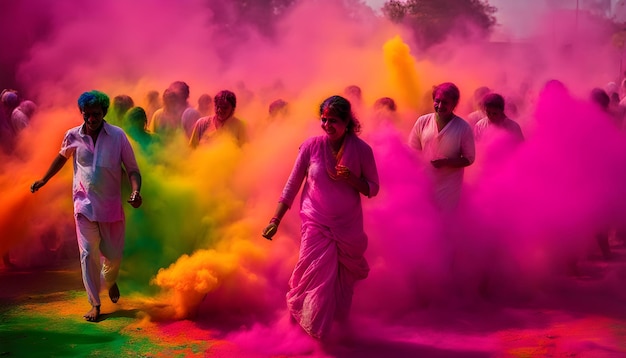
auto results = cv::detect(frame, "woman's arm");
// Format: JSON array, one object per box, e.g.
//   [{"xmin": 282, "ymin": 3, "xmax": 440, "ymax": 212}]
[
  {"xmin": 262, "ymin": 201, "xmax": 289, "ymax": 240},
  {"xmin": 262, "ymin": 140, "xmax": 311, "ymax": 240}
]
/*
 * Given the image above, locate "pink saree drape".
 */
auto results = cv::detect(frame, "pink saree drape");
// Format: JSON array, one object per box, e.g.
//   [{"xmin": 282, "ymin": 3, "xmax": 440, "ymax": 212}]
[{"xmin": 279, "ymin": 133, "xmax": 379, "ymax": 339}]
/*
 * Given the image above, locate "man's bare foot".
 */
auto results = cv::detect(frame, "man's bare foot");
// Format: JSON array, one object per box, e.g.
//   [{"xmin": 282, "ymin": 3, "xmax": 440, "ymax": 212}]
[
  {"xmin": 108, "ymin": 283, "xmax": 120, "ymax": 303},
  {"xmin": 83, "ymin": 305, "xmax": 100, "ymax": 322}
]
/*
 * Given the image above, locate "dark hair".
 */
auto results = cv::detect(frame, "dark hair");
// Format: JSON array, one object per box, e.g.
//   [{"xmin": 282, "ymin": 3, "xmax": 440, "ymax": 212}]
[
  {"xmin": 198, "ymin": 93, "xmax": 212, "ymax": 106},
  {"xmin": 473, "ymin": 86, "xmax": 491, "ymax": 102},
  {"xmin": 78, "ymin": 90, "xmax": 110, "ymax": 113},
  {"xmin": 146, "ymin": 90, "xmax": 160, "ymax": 101},
  {"xmin": 1, "ymin": 89, "xmax": 20, "ymax": 108},
  {"xmin": 432, "ymin": 82, "xmax": 460, "ymax": 108},
  {"xmin": 319, "ymin": 95, "xmax": 361, "ymax": 134},
  {"xmin": 214, "ymin": 90, "xmax": 237, "ymax": 109},
  {"xmin": 543, "ymin": 79, "xmax": 568, "ymax": 93},
  {"xmin": 170, "ymin": 81, "xmax": 190, "ymax": 99},
  {"xmin": 482, "ymin": 93, "xmax": 505, "ymax": 111},
  {"xmin": 343, "ymin": 85, "xmax": 362, "ymax": 100},
  {"xmin": 113, "ymin": 95, "xmax": 135, "ymax": 115},
  {"xmin": 125, "ymin": 106, "xmax": 148, "ymax": 130},
  {"xmin": 373, "ymin": 97, "xmax": 397, "ymax": 112},
  {"xmin": 268, "ymin": 99, "xmax": 288, "ymax": 116},
  {"xmin": 590, "ymin": 88, "xmax": 610, "ymax": 110},
  {"xmin": 611, "ymin": 92, "xmax": 620, "ymax": 103}
]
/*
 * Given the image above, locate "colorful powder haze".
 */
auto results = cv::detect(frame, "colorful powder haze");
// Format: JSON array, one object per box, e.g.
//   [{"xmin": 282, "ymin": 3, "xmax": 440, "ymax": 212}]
[{"xmin": 2, "ymin": 0, "xmax": 626, "ymax": 356}]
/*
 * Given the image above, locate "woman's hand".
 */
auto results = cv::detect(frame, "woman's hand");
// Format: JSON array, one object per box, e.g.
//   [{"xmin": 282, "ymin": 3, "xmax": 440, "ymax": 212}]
[
  {"xmin": 262, "ymin": 222, "xmax": 278, "ymax": 240},
  {"xmin": 335, "ymin": 164, "xmax": 370, "ymax": 196},
  {"xmin": 335, "ymin": 164, "xmax": 351, "ymax": 180}
]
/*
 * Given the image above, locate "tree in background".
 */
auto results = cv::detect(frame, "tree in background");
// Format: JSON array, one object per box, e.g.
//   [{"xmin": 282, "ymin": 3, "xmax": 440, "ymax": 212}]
[
  {"xmin": 382, "ymin": 0, "xmax": 497, "ymax": 49},
  {"xmin": 204, "ymin": 0, "xmax": 298, "ymax": 38}
]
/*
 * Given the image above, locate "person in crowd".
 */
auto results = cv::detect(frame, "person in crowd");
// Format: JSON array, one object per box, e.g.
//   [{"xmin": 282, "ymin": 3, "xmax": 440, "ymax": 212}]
[
  {"xmin": 125, "ymin": 106, "xmax": 155, "ymax": 152},
  {"xmin": 110, "ymin": 94, "xmax": 134, "ymax": 128},
  {"xmin": 408, "ymin": 82, "xmax": 475, "ymax": 211},
  {"xmin": 1, "ymin": 89, "xmax": 20, "ymax": 118},
  {"xmin": 590, "ymin": 87, "xmax": 623, "ymax": 129},
  {"xmin": 13, "ymin": 99, "xmax": 37, "ymax": 133},
  {"xmin": 590, "ymin": 87, "xmax": 621, "ymax": 259},
  {"xmin": 143, "ymin": 90, "xmax": 161, "ymax": 125},
  {"xmin": 466, "ymin": 86, "xmax": 491, "ymax": 127},
  {"xmin": 189, "ymin": 90, "xmax": 247, "ymax": 148},
  {"xmin": 474, "ymin": 93, "xmax": 524, "ymax": 143},
  {"xmin": 262, "ymin": 95, "xmax": 379, "ymax": 340},
  {"xmin": 196, "ymin": 93, "xmax": 213, "ymax": 117},
  {"xmin": 150, "ymin": 81, "xmax": 200, "ymax": 139},
  {"xmin": 268, "ymin": 98, "xmax": 289, "ymax": 120},
  {"xmin": 372, "ymin": 96, "xmax": 400, "ymax": 126},
  {"xmin": 255, "ymin": 99, "xmax": 289, "ymax": 133},
  {"xmin": 373, "ymin": 96, "xmax": 396, "ymax": 113},
  {"xmin": 0, "ymin": 89, "xmax": 20, "ymax": 153},
  {"xmin": 30, "ymin": 90, "xmax": 142, "ymax": 322},
  {"xmin": 343, "ymin": 85, "xmax": 364, "ymax": 115}
]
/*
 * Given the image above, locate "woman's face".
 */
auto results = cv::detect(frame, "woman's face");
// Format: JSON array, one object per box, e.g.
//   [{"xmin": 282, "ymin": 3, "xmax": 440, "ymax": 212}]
[{"xmin": 320, "ymin": 107, "xmax": 348, "ymax": 142}]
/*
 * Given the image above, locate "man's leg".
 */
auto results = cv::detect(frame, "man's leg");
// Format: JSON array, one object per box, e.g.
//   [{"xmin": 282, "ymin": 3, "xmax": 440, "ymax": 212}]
[
  {"xmin": 99, "ymin": 219, "xmax": 125, "ymax": 303},
  {"xmin": 75, "ymin": 214, "xmax": 103, "ymax": 321}
]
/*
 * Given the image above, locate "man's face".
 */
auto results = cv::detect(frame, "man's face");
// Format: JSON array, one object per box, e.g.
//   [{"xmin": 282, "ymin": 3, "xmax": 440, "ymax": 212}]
[
  {"xmin": 167, "ymin": 84, "xmax": 187, "ymax": 106},
  {"xmin": 82, "ymin": 104, "xmax": 105, "ymax": 135},
  {"xmin": 433, "ymin": 92, "xmax": 455, "ymax": 118},
  {"xmin": 215, "ymin": 99, "xmax": 234, "ymax": 122},
  {"xmin": 485, "ymin": 106, "xmax": 505, "ymax": 123},
  {"xmin": 162, "ymin": 89, "xmax": 178, "ymax": 107}
]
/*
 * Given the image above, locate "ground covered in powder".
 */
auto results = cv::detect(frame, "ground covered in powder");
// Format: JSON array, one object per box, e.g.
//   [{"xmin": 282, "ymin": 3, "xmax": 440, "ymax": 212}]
[{"xmin": 1, "ymin": 245, "xmax": 626, "ymax": 358}]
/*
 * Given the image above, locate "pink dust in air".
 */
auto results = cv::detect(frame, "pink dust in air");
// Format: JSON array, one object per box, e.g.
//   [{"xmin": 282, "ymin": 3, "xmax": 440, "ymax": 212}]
[{"xmin": 2, "ymin": 0, "xmax": 626, "ymax": 355}]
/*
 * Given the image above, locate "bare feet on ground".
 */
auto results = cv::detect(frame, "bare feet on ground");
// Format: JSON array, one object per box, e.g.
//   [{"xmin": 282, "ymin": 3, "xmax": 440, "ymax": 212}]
[
  {"xmin": 109, "ymin": 282, "xmax": 120, "ymax": 303},
  {"xmin": 83, "ymin": 305, "xmax": 100, "ymax": 322}
]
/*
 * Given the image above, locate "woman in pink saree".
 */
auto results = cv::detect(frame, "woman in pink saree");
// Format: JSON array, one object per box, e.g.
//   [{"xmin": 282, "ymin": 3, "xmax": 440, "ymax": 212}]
[{"xmin": 263, "ymin": 95, "xmax": 379, "ymax": 340}]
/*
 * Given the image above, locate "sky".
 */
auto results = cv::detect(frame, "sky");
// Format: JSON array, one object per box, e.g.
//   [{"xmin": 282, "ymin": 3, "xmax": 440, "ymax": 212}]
[{"xmin": 364, "ymin": 0, "xmax": 607, "ymax": 40}]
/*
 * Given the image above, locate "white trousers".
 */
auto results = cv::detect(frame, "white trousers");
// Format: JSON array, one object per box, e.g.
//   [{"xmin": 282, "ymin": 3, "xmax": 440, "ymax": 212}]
[{"xmin": 75, "ymin": 214, "xmax": 125, "ymax": 306}]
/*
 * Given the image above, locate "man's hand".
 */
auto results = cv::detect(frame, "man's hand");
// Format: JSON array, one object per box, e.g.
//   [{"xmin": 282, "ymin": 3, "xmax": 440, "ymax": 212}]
[
  {"xmin": 30, "ymin": 180, "xmax": 46, "ymax": 193},
  {"xmin": 127, "ymin": 191, "xmax": 142, "ymax": 208}
]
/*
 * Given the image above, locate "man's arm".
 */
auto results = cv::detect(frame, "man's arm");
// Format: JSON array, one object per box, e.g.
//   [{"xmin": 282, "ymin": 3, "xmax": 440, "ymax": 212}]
[
  {"xmin": 30, "ymin": 154, "xmax": 68, "ymax": 193},
  {"xmin": 128, "ymin": 171, "xmax": 141, "ymax": 193},
  {"xmin": 126, "ymin": 171, "xmax": 142, "ymax": 208}
]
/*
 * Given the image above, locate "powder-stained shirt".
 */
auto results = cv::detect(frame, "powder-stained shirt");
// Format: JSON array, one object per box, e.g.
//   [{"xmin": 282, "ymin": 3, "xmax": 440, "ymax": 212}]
[
  {"xmin": 11, "ymin": 108, "xmax": 29, "ymax": 133},
  {"xmin": 189, "ymin": 115, "xmax": 248, "ymax": 148},
  {"xmin": 59, "ymin": 121, "xmax": 140, "ymax": 222},
  {"xmin": 150, "ymin": 106, "xmax": 200, "ymax": 139},
  {"xmin": 474, "ymin": 116, "xmax": 524, "ymax": 143},
  {"xmin": 408, "ymin": 113, "xmax": 475, "ymax": 210}
]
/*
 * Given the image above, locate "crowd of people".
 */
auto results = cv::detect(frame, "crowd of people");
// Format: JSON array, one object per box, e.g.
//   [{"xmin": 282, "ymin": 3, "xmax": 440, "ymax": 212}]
[
  {"xmin": 2, "ymin": 75, "xmax": 624, "ymax": 341},
  {"xmin": 0, "ymin": 89, "xmax": 37, "ymax": 155}
]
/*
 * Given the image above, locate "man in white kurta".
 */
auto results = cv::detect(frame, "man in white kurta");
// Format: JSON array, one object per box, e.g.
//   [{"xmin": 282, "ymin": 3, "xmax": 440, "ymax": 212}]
[
  {"xmin": 31, "ymin": 90, "xmax": 142, "ymax": 322},
  {"xmin": 408, "ymin": 83, "xmax": 475, "ymax": 211}
]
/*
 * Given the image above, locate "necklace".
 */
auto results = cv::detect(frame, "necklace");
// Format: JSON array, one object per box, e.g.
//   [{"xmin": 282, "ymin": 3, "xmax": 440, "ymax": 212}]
[{"xmin": 326, "ymin": 137, "xmax": 346, "ymax": 181}]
